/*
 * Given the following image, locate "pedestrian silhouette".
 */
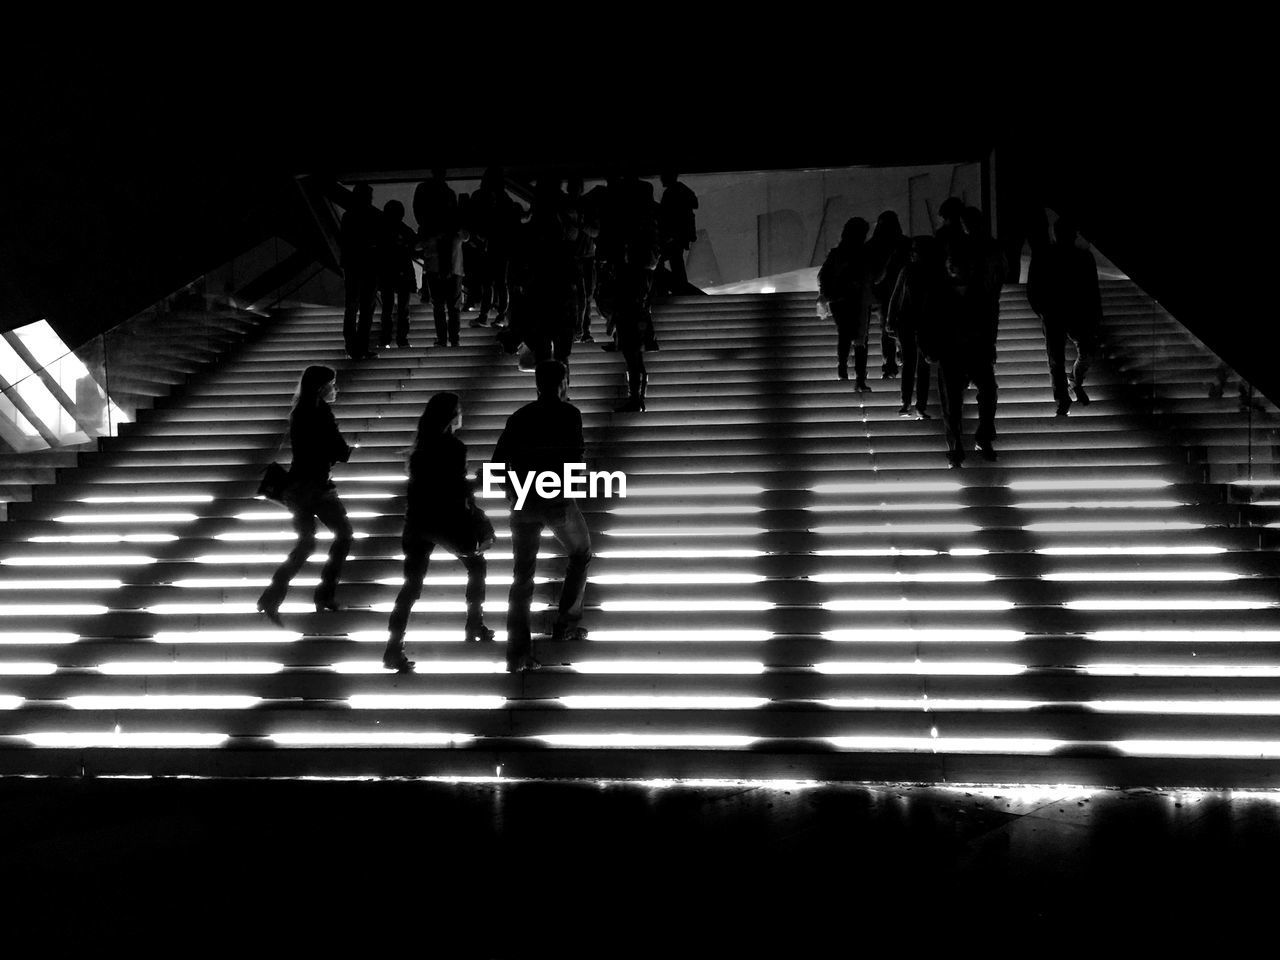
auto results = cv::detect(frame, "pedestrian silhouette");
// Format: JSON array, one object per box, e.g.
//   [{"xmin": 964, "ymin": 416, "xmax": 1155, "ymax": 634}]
[
  {"xmin": 1028, "ymin": 215, "xmax": 1101, "ymax": 414},
  {"xmin": 886, "ymin": 235, "xmax": 941, "ymax": 419},
  {"xmin": 377, "ymin": 199, "xmax": 416, "ymax": 348},
  {"xmin": 868, "ymin": 211, "xmax": 910, "ymax": 378},
  {"xmin": 658, "ymin": 171, "xmax": 698, "ymax": 295},
  {"xmin": 414, "ymin": 168, "xmax": 463, "ymax": 347},
  {"xmin": 340, "ymin": 184, "xmax": 381, "ymax": 360},
  {"xmin": 818, "ymin": 217, "xmax": 874, "ymax": 390}
]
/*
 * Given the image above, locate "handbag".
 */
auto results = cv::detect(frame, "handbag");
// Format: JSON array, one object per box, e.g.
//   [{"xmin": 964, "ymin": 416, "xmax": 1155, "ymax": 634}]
[{"xmin": 257, "ymin": 423, "xmax": 292, "ymax": 506}]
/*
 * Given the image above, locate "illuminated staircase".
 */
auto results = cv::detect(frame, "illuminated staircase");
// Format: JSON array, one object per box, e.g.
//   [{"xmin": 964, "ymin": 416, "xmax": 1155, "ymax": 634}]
[{"xmin": 2, "ymin": 281, "xmax": 1280, "ymax": 786}]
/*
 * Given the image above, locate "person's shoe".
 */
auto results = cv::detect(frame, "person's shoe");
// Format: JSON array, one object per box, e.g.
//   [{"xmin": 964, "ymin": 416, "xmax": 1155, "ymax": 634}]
[
  {"xmin": 314, "ymin": 597, "xmax": 346, "ymax": 613},
  {"xmin": 434, "ymin": 338, "xmax": 447, "ymax": 347},
  {"xmin": 397, "ymin": 340, "xmax": 411, "ymax": 348},
  {"xmin": 600, "ymin": 340, "xmax": 618, "ymax": 352},
  {"xmin": 382, "ymin": 648, "xmax": 416, "ymax": 673},
  {"xmin": 947, "ymin": 451, "xmax": 965, "ymax": 469},
  {"xmin": 614, "ymin": 372, "xmax": 647, "ymax": 413},
  {"xmin": 1055, "ymin": 403, "xmax": 1070, "ymax": 417},
  {"xmin": 882, "ymin": 364, "xmax": 899, "ymax": 379},
  {"xmin": 465, "ymin": 623, "xmax": 496, "ymax": 643},
  {"xmin": 837, "ymin": 360, "xmax": 848, "ymax": 381},
  {"xmin": 643, "ymin": 338, "xmax": 660, "ymax": 351},
  {"xmin": 550, "ymin": 624, "xmax": 589, "ymax": 642},
  {"xmin": 379, "ymin": 341, "xmax": 391, "ymax": 350},
  {"xmin": 914, "ymin": 409, "xmax": 932, "ymax": 420},
  {"xmin": 256, "ymin": 601, "xmax": 284, "ymax": 628},
  {"xmin": 898, "ymin": 405, "xmax": 911, "ymax": 417},
  {"xmin": 450, "ymin": 339, "xmax": 460, "ymax": 347},
  {"xmin": 1071, "ymin": 383, "xmax": 1091, "ymax": 405},
  {"xmin": 506, "ymin": 653, "xmax": 542, "ymax": 673},
  {"xmin": 853, "ymin": 380, "xmax": 872, "ymax": 393},
  {"xmin": 469, "ymin": 317, "xmax": 487, "ymax": 328},
  {"xmin": 976, "ymin": 441, "xmax": 998, "ymax": 462},
  {"xmin": 578, "ymin": 332, "xmax": 595, "ymax": 343}
]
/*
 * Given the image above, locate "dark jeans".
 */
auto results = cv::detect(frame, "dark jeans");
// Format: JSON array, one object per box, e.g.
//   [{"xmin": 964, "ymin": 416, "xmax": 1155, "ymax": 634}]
[
  {"xmin": 379, "ymin": 280, "xmax": 413, "ymax": 346},
  {"xmin": 343, "ymin": 265, "xmax": 378, "ymax": 356},
  {"xmin": 938, "ymin": 346, "xmax": 998, "ymax": 457},
  {"xmin": 1042, "ymin": 314, "xmax": 1098, "ymax": 408},
  {"xmin": 832, "ymin": 299, "xmax": 871, "ymax": 381},
  {"xmin": 877, "ymin": 298, "xmax": 898, "ymax": 373},
  {"xmin": 479, "ymin": 249, "xmax": 509, "ymax": 323},
  {"xmin": 387, "ymin": 529, "xmax": 487, "ymax": 641},
  {"xmin": 575, "ymin": 258, "xmax": 596, "ymax": 337},
  {"xmin": 426, "ymin": 274, "xmax": 460, "ymax": 343},
  {"xmin": 661, "ymin": 242, "xmax": 689, "ymax": 291},
  {"xmin": 898, "ymin": 328, "xmax": 931, "ymax": 411},
  {"xmin": 506, "ymin": 500, "xmax": 592, "ymax": 659},
  {"xmin": 259, "ymin": 484, "xmax": 353, "ymax": 608}
]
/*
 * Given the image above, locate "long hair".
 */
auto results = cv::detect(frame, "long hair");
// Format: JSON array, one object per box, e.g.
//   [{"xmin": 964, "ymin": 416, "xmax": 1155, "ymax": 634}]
[
  {"xmin": 407, "ymin": 392, "xmax": 461, "ymax": 468},
  {"xmin": 291, "ymin": 365, "xmax": 335, "ymax": 413}
]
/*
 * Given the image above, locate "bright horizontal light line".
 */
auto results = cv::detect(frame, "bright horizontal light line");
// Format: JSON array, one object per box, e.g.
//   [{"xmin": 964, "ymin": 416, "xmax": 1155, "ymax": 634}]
[
  {"xmin": 66, "ymin": 696, "xmax": 262, "ymax": 710},
  {"xmin": 97, "ymin": 662, "xmax": 284, "ymax": 675},
  {"xmin": 815, "ymin": 661, "xmax": 1026, "ymax": 675},
  {"xmin": 805, "ymin": 504, "xmax": 963, "ymax": 513},
  {"xmin": 1066, "ymin": 600, "xmax": 1271, "ymax": 610},
  {"xmin": 1117, "ymin": 740, "xmax": 1280, "ymax": 758},
  {"xmin": 1091, "ymin": 701, "xmax": 1280, "ymax": 715},
  {"xmin": 570, "ymin": 661, "xmax": 765, "ymax": 674},
  {"xmin": 25, "ymin": 733, "xmax": 229, "ymax": 748},
  {"xmin": 1044, "ymin": 571, "xmax": 1240, "ymax": 582},
  {"xmin": 1014, "ymin": 500, "xmax": 1184, "ymax": 510},
  {"xmin": 811, "ymin": 482, "xmax": 962, "ymax": 495},
  {"xmin": 822, "ymin": 599, "xmax": 1014, "ymax": 612},
  {"xmin": 172, "ymin": 578, "xmax": 299, "ymax": 589},
  {"xmin": 52, "ymin": 512, "xmax": 199, "ymax": 523},
  {"xmin": 0, "ymin": 633, "xmax": 78, "ymax": 645},
  {"xmin": 347, "ymin": 695, "xmax": 506, "ymax": 709},
  {"xmin": 0, "ymin": 663, "xmax": 58, "ymax": 675},
  {"xmin": 80, "ymin": 494, "xmax": 215, "ymax": 503},
  {"xmin": 591, "ymin": 574, "xmax": 766, "ymax": 585},
  {"xmin": 1009, "ymin": 479, "xmax": 1173, "ymax": 491},
  {"xmin": 558, "ymin": 696, "xmax": 769, "ymax": 710},
  {"xmin": 0, "ymin": 605, "xmax": 109, "ymax": 616},
  {"xmin": 144, "ymin": 602, "xmax": 324, "ymax": 615},
  {"xmin": 602, "ymin": 528, "xmax": 766, "ymax": 538},
  {"xmin": 194, "ymin": 554, "xmax": 325, "ymax": 564},
  {"xmin": 331, "ymin": 661, "xmax": 507, "ymax": 674},
  {"xmin": 626, "ymin": 485, "xmax": 765, "ymax": 497},
  {"xmin": 214, "ymin": 531, "xmax": 370, "ymax": 541},
  {"xmin": 811, "ymin": 572, "xmax": 995, "ymax": 583},
  {"xmin": 949, "ymin": 548, "xmax": 990, "ymax": 556},
  {"xmin": 822, "ymin": 698, "xmax": 1044, "ymax": 710},
  {"xmin": 0, "ymin": 579, "xmax": 121, "ymax": 590},
  {"xmin": 270, "ymin": 732, "xmax": 474, "ymax": 746},
  {"xmin": 0, "ymin": 696, "xmax": 23, "ymax": 710},
  {"xmin": 813, "ymin": 549, "xmax": 939, "ymax": 557},
  {"xmin": 827, "ymin": 737, "xmax": 1065, "ymax": 754},
  {"xmin": 1086, "ymin": 664, "xmax": 1280, "ymax": 677},
  {"xmin": 3, "ymin": 555, "xmax": 156, "ymax": 566},
  {"xmin": 813, "ymin": 524, "xmax": 981, "ymax": 535},
  {"xmin": 1230, "ymin": 479, "xmax": 1280, "ymax": 486},
  {"xmin": 235, "ymin": 511, "xmax": 381, "ymax": 521},
  {"xmin": 589, "ymin": 630, "xmax": 772, "ymax": 643},
  {"xmin": 340, "ymin": 492, "xmax": 396, "ymax": 500},
  {"xmin": 369, "ymin": 602, "xmax": 548, "ymax": 614},
  {"xmin": 344, "ymin": 475, "xmax": 409, "ymax": 483},
  {"xmin": 1024, "ymin": 522, "xmax": 1204, "ymax": 532},
  {"xmin": 1036, "ymin": 546, "xmax": 1227, "ymax": 555},
  {"xmin": 30, "ymin": 534, "xmax": 178, "ymax": 543},
  {"xmin": 823, "ymin": 629, "xmax": 1024, "ymax": 643},
  {"xmin": 594, "ymin": 549, "xmax": 767, "ymax": 559},
  {"xmin": 1089, "ymin": 631, "xmax": 1280, "ymax": 643},
  {"xmin": 346, "ymin": 630, "xmax": 508, "ymax": 645},
  {"xmin": 599, "ymin": 600, "xmax": 774, "ymax": 612},
  {"xmin": 608, "ymin": 506, "xmax": 765, "ymax": 516},
  {"xmin": 151, "ymin": 631, "xmax": 304, "ymax": 644},
  {"xmin": 536, "ymin": 734, "xmax": 759, "ymax": 748}
]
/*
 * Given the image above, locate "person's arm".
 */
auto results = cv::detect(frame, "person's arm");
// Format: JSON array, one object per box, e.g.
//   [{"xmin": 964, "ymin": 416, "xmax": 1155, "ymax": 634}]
[{"xmin": 328, "ymin": 409, "xmax": 352, "ymax": 464}]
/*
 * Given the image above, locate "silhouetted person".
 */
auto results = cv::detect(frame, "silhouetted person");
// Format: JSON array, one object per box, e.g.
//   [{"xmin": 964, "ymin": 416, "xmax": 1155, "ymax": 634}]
[
  {"xmin": 868, "ymin": 211, "xmax": 910, "ymax": 378},
  {"xmin": 471, "ymin": 167, "xmax": 522, "ymax": 329},
  {"xmin": 935, "ymin": 207, "xmax": 999, "ymax": 466},
  {"xmin": 377, "ymin": 199, "xmax": 416, "ymax": 349},
  {"xmin": 340, "ymin": 183, "xmax": 381, "ymax": 359},
  {"xmin": 382, "ymin": 392, "xmax": 495, "ymax": 673},
  {"xmin": 818, "ymin": 217, "xmax": 874, "ymax": 390},
  {"xmin": 658, "ymin": 171, "xmax": 698, "ymax": 294},
  {"xmin": 491, "ymin": 360, "xmax": 592, "ymax": 672},
  {"xmin": 458, "ymin": 193, "xmax": 484, "ymax": 314},
  {"xmin": 1028, "ymin": 215, "xmax": 1101, "ymax": 415},
  {"xmin": 886, "ymin": 235, "xmax": 941, "ymax": 418},
  {"xmin": 414, "ymin": 168, "xmax": 462, "ymax": 346},
  {"xmin": 509, "ymin": 178, "xmax": 581, "ymax": 364},
  {"xmin": 257, "ymin": 365, "xmax": 354, "ymax": 623},
  {"xmin": 566, "ymin": 175, "xmax": 599, "ymax": 343}
]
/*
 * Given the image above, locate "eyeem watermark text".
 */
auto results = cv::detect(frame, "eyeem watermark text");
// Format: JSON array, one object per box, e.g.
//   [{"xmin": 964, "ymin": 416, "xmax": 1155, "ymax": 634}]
[{"xmin": 482, "ymin": 463, "xmax": 627, "ymax": 510}]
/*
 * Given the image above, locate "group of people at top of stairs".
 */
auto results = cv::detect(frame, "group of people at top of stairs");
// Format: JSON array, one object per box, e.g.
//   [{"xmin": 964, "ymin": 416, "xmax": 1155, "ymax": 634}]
[
  {"xmin": 256, "ymin": 357, "xmax": 589, "ymax": 675},
  {"xmin": 337, "ymin": 169, "xmax": 699, "ymax": 415},
  {"xmin": 819, "ymin": 199, "xmax": 1101, "ymax": 468}
]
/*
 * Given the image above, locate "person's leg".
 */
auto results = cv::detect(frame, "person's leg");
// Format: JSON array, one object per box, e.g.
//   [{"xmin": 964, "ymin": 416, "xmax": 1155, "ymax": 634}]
[
  {"xmin": 358, "ymin": 270, "xmax": 377, "ymax": 355},
  {"xmin": 343, "ymin": 277, "xmax": 361, "ymax": 357},
  {"xmin": 938, "ymin": 356, "xmax": 966, "ymax": 465},
  {"xmin": 385, "ymin": 533, "xmax": 433, "ymax": 668},
  {"xmin": 898, "ymin": 329, "xmax": 916, "ymax": 411},
  {"xmin": 833, "ymin": 309, "xmax": 852, "ymax": 380},
  {"xmin": 445, "ymin": 275, "xmax": 461, "ymax": 344},
  {"xmin": 580, "ymin": 258, "xmax": 596, "ymax": 339},
  {"xmin": 379, "ymin": 284, "xmax": 395, "ymax": 347},
  {"xmin": 972, "ymin": 352, "xmax": 998, "ymax": 452},
  {"xmin": 1042, "ymin": 315, "xmax": 1070, "ymax": 412},
  {"xmin": 547, "ymin": 501, "xmax": 592, "ymax": 635},
  {"xmin": 259, "ymin": 500, "xmax": 317, "ymax": 612},
  {"xmin": 506, "ymin": 512, "xmax": 542, "ymax": 668},
  {"xmin": 313, "ymin": 490, "xmax": 353, "ymax": 608},
  {"xmin": 1070, "ymin": 326, "xmax": 1098, "ymax": 402},
  {"xmin": 396, "ymin": 282, "xmax": 412, "ymax": 345},
  {"xmin": 427, "ymin": 274, "xmax": 448, "ymax": 344},
  {"xmin": 915, "ymin": 347, "xmax": 932, "ymax": 415},
  {"xmin": 460, "ymin": 552, "xmax": 490, "ymax": 640},
  {"xmin": 880, "ymin": 298, "xmax": 898, "ymax": 377}
]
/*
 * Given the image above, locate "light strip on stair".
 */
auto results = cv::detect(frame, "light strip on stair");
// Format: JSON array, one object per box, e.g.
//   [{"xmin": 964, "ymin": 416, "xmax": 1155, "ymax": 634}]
[
  {"xmin": 570, "ymin": 661, "xmax": 765, "ymax": 675},
  {"xmin": 151, "ymin": 630, "xmax": 304, "ymax": 644},
  {"xmin": 822, "ymin": 698, "xmax": 1045, "ymax": 710},
  {"xmin": 822, "ymin": 599, "xmax": 1014, "ymax": 612},
  {"xmin": 0, "ymin": 663, "xmax": 57, "ymax": 675},
  {"xmin": 270, "ymin": 732, "xmax": 474, "ymax": 746},
  {"xmin": 601, "ymin": 527, "xmax": 767, "ymax": 538},
  {"xmin": 1014, "ymin": 499, "xmax": 1185, "ymax": 511},
  {"xmin": 813, "ymin": 549, "xmax": 939, "ymax": 557},
  {"xmin": 589, "ymin": 630, "xmax": 772, "ymax": 643},
  {"xmin": 1037, "ymin": 545, "xmax": 1227, "ymax": 556},
  {"xmin": 347, "ymin": 630, "xmax": 507, "ymax": 645},
  {"xmin": 623, "ymin": 485, "xmax": 765, "ymax": 497},
  {"xmin": 0, "ymin": 605, "xmax": 108, "ymax": 616},
  {"xmin": 1044, "ymin": 571, "xmax": 1240, "ymax": 582},
  {"xmin": 811, "ymin": 482, "xmax": 962, "ymax": 495},
  {"xmin": 823, "ymin": 629, "xmax": 1023, "ymax": 643},
  {"xmin": 0, "ymin": 579, "xmax": 122, "ymax": 590},
  {"xmin": 814, "ymin": 524, "xmax": 981, "ymax": 535},
  {"xmin": 80, "ymin": 494, "xmax": 214, "ymax": 504},
  {"xmin": 811, "ymin": 572, "xmax": 995, "ymax": 584},
  {"xmin": 339, "ymin": 492, "xmax": 396, "ymax": 500},
  {"xmin": 804, "ymin": 504, "xmax": 964, "ymax": 513},
  {"xmin": 1066, "ymin": 600, "xmax": 1271, "ymax": 611},
  {"xmin": 536, "ymin": 734, "xmax": 758, "ymax": 748},
  {"xmin": 26, "ymin": 732, "xmax": 227, "ymax": 748},
  {"xmin": 96, "ymin": 661, "xmax": 284, "ymax": 675},
  {"xmin": 1086, "ymin": 664, "xmax": 1280, "ymax": 677},
  {"xmin": 594, "ymin": 549, "xmax": 766, "ymax": 559},
  {"xmin": 144, "ymin": 602, "xmax": 325, "ymax": 615},
  {"xmin": 332, "ymin": 661, "xmax": 507, "ymax": 674},
  {"xmin": 370, "ymin": 601, "xmax": 549, "ymax": 614},
  {"xmin": 558, "ymin": 696, "xmax": 769, "ymax": 710},
  {"xmin": 949, "ymin": 548, "xmax": 990, "ymax": 556},
  {"xmin": 3, "ymin": 555, "xmax": 156, "ymax": 566},
  {"xmin": 1024, "ymin": 521, "xmax": 1204, "ymax": 532},
  {"xmin": 234, "ymin": 510, "xmax": 381, "ymax": 521},
  {"xmin": 590, "ymin": 574, "xmax": 767, "ymax": 585},
  {"xmin": 1009, "ymin": 479, "xmax": 1173, "ymax": 491},
  {"xmin": 599, "ymin": 600, "xmax": 774, "ymax": 612},
  {"xmin": 826, "ymin": 736, "xmax": 1064, "ymax": 754},
  {"xmin": 815, "ymin": 661, "xmax": 1025, "ymax": 675},
  {"xmin": 66, "ymin": 695, "xmax": 262, "ymax": 710},
  {"xmin": 214, "ymin": 531, "xmax": 370, "ymax": 541},
  {"xmin": 193, "ymin": 554, "xmax": 314, "ymax": 564},
  {"xmin": 1089, "ymin": 630, "xmax": 1280, "ymax": 643},
  {"xmin": 608, "ymin": 505, "xmax": 765, "ymax": 516},
  {"xmin": 1117, "ymin": 740, "xmax": 1280, "ymax": 759},
  {"xmin": 347, "ymin": 695, "xmax": 506, "ymax": 709},
  {"xmin": 51, "ymin": 512, "xmax": 199, "ymax": 524},
  {"xmin": 30, "ymin": 533, "xmax": 178, "ymax": 543},
  {"xmin": 1089, "ymin": 700, "xmax": 1280, "ymax": 715},
  {"xmin": 0, "ymin": 632, "xmax": 77, "ymax": 645},
  {"xmin": 0, "ymin": 696, "xmax": 23, "ymax": 709}
]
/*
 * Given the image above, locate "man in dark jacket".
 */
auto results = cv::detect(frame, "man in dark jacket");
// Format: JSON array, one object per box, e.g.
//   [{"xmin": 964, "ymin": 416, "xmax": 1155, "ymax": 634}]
[
  {"xmin": 1028, "ymin": 215, "xmax": 1102, "ymax": 415},
  {"xmin": 818, "ymin": 217, "xmax": 873, "ymax": 390},
  {"xmin": 340, "ymin": 183, "xmax": 381, "ymax": 359},
  {"xmin": 413, "ymin": 168, "xmax": 462, "ymax": 346},
  {"xmin": 658, "ymin": 171, "xmax": 698, "ymax": 294},
  {"xmin": 377, "ymin": 199, "xmax": 416, "ymax": 348},
  {"xmin": 490, "ymin": 360, "xmax": 592, "ymax": 672}
]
